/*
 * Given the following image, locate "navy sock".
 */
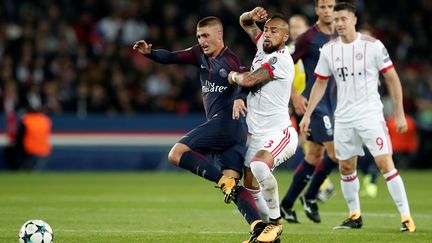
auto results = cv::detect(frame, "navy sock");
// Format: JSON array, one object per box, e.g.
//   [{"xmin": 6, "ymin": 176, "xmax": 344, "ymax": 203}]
[
  {"xmin": 304, "ymin": 156, "xmax": 337, "ymax": 199},
  {"xmin": 368, "ymin": 164, "xmax": 379, "ymax": 184},
  {"xmin": 281, "ymin": 160, "xmax": 315, "ymax": 209},
  {"xmin": 234, "ymin": 186, "xmax": 261, "ymax": 225},
  {"xmin": 179, "ymin": 151, "xmax": 222, "ymax": 183}
]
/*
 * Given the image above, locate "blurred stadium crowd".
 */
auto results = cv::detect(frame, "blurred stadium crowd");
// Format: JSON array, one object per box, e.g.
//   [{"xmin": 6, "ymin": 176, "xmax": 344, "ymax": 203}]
[{"xmin": 0, "ymin": 0, "xmax": 431, "ymax": 165}]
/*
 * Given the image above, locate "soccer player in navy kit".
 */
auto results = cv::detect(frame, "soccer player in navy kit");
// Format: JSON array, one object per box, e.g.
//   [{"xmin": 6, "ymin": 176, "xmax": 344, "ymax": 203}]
[
  {"xmin": 280, "ymin": 0, "xmax": 339, "ymax": 224},
  {"xmin": 133, "ymin": 16, "xmax": 277, "ymax": 242}
]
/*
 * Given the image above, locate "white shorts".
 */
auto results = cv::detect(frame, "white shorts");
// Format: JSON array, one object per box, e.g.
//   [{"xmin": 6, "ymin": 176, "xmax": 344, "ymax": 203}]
[
  {"xmin": 334, "ymin": 119, "xmax": 392, "ymax": 160},
  {"xmin": 244, "ymin": 126, "xmax": 298, "ymax": 169}
]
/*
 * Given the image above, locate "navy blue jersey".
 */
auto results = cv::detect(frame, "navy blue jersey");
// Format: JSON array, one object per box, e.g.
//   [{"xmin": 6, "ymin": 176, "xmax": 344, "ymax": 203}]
[
  {"xmin": 147, "ymin": 45, "xmax": 245, "ymax": 120},
  {"xmin": 292, "ymin": 24, "xmax": 338, "ymax": 113},
  {"xmin": 146, "ymin": 45, "xmax": 248, "ymax": 172}
]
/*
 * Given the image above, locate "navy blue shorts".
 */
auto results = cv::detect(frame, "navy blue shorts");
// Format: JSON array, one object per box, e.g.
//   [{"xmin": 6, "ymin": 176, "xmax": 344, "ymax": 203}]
[
  {"xmin": 307, "ymin": 108, "xmax": 334, "ymax": 144},
  {"xmin": 179, "ymin": 117, "xmax": 247, "ymax": 174}
]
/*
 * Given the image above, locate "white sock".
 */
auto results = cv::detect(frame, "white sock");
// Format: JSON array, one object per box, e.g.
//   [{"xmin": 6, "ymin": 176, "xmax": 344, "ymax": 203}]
[
  {"xmin": 246, "ymin": 188, "xmax": 269, "ymax": 222},
  {"xmin": 250, "ymin": 161, "xmax": 280, "ymax": 220},
  {"xmin": 383, "ymin": 169, "xmax": 411, "ymax": 216},
  {"xmin": 340, "ymin": 171, "xmax": 361, "ymax": 216}
]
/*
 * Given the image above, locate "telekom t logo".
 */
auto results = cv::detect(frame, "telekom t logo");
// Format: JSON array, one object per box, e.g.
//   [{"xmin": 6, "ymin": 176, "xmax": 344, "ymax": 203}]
[{"xmin": 336, "ymin": 67, "xmax": 348, "ymax": 81}]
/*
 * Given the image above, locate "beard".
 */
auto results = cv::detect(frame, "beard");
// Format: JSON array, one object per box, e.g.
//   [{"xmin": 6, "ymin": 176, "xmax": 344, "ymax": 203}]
[{"xmin": 263, "ymin": 43, "xmax": 279, "ymax": 53}]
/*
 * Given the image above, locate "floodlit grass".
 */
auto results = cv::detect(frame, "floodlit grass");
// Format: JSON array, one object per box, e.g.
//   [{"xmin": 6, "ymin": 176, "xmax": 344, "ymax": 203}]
[{"xmin": 0, "ymin": 170, "xmax": 431, "ymax": 242}]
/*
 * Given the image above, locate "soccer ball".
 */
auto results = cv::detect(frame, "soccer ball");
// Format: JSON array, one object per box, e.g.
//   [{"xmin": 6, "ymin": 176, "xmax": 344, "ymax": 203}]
[{"xmin": 19, "ymin": 219, "xmax": 53, "ymax": 243}]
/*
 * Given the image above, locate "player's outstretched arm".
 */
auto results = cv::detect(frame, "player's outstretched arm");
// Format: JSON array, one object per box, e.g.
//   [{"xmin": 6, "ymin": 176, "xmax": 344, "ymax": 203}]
[
  {"xmin": 239, "ymin": 7, "xmax": 268, "ymax": 44},
  {"xmin": 228, "ymin": 66, "xmax": 271, "ymax": 87},
  {"xmin": 132, "ymin": 40, "xmax": 197, "ymax": 65},
  {"xmin": 382, "ymin": 67, "xmax": 408, "ymax": 133}
]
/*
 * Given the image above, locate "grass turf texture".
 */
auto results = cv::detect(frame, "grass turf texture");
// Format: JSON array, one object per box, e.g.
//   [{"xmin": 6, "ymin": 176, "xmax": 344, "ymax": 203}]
[{"xmin": 0, "ymin": 171, "xmax": 431, "ymax": 242}]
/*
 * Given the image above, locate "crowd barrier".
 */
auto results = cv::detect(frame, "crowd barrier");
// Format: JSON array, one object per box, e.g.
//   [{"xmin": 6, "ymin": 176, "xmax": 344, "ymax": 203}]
[{"xmin": 0, "ymin": 114, "xmax": 304, "ymax": 171}]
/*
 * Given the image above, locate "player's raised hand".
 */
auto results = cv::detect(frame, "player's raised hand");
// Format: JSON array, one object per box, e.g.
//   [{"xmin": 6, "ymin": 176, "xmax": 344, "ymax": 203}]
[
  {"xmin": 232, "ymin": 99, "xmax": 248, "ymax": 120},
  {"xmin": 250, "ymin": 7, "xmax": 268, "ymax": 22},
  {"xmin": 395, "ymin": 114, "xmax": 408, "ymax": 133},
  {"xmin": 299, "ymin": 115, "xmax": 311, "ymax": 137},
  {"xmin": 133, "ymin": 40, "xmax": 152, "ymax": 55}
]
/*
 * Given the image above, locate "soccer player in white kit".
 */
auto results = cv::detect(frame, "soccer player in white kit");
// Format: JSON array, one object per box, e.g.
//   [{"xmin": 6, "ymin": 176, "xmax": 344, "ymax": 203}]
[
  {"xmin": 228, "ymin": 7, "xmax": 299, "ymax": 242},
  {"xmin": 299, "ymin": 2, "xmax": 416, "ymax": 232}
]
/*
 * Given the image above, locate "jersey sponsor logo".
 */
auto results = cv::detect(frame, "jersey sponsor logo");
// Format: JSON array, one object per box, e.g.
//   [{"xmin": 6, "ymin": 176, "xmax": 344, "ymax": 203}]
[
  {"xmin": 269, "ymin": 56, "xmax": 278, "ymax": 64},
  {"xmin": 202, "ymin": 80, "xmax": 228, "ymax": 93},
  {"xmin": 219, "ymin": 68, "xmax": 228, "ymax": 78},
  {"xmin": 355, "ymin": 53, "xmax": 363, "ymax": 60},
  {"xmin": 335, "ymin": 57, "xmax": 341, "ymax": 62},
  {"xmin": 336, "ymin": 67, "xmax": 349, "ymax": 81},
  {"xmin": 200, "ymin": 64, "xmax": 206, "ymax": 69}
]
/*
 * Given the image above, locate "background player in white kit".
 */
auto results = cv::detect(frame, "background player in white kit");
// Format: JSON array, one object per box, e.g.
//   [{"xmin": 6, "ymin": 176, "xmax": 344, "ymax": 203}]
[
  {"xmin": 228, "ymin": 7, "xmax": 298, "ymax": 242},
  {"xmin": 299, "ymin": 2, "xmax": 416, "ymax": 232}
]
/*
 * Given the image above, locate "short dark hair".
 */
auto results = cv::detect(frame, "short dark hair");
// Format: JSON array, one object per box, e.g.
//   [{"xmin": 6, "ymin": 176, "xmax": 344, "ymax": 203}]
[
  {"xmin": 315, "ymin": 0, "xmax": 338, "ymax": 6},
  {"xmin": 334, "ymin": 2, "xmax": 356, "ymax": 14},
  {"xmin": 268, "ymin": 13, "xmax": 289, "ymax": 24},
  {"xmin": 197, "ymin": 16, "xmax": 223, "ymax": 29}
]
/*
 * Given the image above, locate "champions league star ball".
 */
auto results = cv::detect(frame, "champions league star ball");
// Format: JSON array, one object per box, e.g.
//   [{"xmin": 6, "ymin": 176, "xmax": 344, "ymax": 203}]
[{"xmin": 19, "ymin": 220, "xmax": 53, "ymax": 243}]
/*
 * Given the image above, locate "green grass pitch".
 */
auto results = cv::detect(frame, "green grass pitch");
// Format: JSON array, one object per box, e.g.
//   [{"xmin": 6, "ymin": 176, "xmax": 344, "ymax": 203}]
[{"xmin": 1, "ymin": 170, "xmax": 431, "ymax": 242}]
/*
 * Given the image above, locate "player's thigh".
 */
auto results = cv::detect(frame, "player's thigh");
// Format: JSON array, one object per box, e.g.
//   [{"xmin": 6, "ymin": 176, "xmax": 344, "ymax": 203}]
[
  {"xmin": 179, "ymin": 118, "xmax": 246, "ymax": 153},
  {"xmin": 307, "ymin": 110, "xmax": 334, "ymax": 144},
  {"xmin": 358, "ymin": 120, "xmax": 392, "ymax": 158},
  {"xmin": 219, "ymin": 143, "xmax": 246, "ymax": 176},
  {"xmin": 334, "ymin": 125, "xmax": 364, "ymax": 161},
  {"xmin": 246, "ymin": 126, "xmax": 298, "ymax": 169}
]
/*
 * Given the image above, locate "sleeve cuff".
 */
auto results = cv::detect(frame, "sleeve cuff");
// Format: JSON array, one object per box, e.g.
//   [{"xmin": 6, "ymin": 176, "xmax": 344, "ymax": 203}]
[
  {"xmin": 261, "ymin": 63, "xmax": 274, "ymax": 78},
  {"xmin": 313, "ymin": 72, "xmax": 330, "ymax": 79},
  {"xmin": 380, "ymin": 64, "xmax": 394, "ymax": 73}
]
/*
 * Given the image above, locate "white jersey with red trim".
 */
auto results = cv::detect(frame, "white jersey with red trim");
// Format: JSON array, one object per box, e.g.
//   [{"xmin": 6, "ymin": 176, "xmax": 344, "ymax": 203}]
[
  {"xmin": 246, "ymin": 33, "xmax": 295, "ymax": 135},
  {"xmin": 314, "ymin": 33, "xmax": 393, "ymax": 126}
]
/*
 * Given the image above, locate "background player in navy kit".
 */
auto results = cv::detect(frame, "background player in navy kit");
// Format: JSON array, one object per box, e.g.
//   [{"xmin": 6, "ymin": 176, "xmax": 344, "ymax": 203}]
[
  {"xmin": 280, "ymin": 0, "xmax": 338, "ymax": 224},
  {"xmin": 133, "ymin": 16, "xmax": 275, "ymax": 242}
]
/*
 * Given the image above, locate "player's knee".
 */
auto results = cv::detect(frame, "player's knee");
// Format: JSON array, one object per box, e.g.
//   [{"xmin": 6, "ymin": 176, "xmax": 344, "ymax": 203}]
[
  {"xmin": 167, "ymin": 148, "xmax": 182, "ymax": 166},
  {"xmin": 339, "ymin": 162, "xmax": 355, "ymax": 174},
  {"xmin": 375, "ymin": 155, "xmax": 395, "ymax": 174},
  {"xmin": 305, "ymin": 152, "xmax": 323, "ymax": 165}
]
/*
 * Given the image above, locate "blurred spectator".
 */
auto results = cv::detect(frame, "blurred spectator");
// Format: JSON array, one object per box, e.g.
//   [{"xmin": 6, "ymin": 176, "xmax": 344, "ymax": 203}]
[
  {"xmin": 14, "ymin": 103, "xmax": 52, "ymax": 171},
  {"xmin": 0, "ymin": 1, "xmax": 430, "ymax": 168},
  {"xmin": 387, "ymin": 115, "xmax": 419, "ymax": 169}
]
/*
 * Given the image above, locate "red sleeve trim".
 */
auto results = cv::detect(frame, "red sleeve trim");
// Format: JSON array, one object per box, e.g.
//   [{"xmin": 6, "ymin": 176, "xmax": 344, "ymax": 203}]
[
  {"xmin": 255, "ymin": 32, "xmax": 263, "ymax": 44},
  {"xmin": 261, "ymin": 63, "xmax": 274, "ymax": 78},
  {"xmin": 313, "ymin": 72, "xmax": 330, "ymax": 79},
  {"xmin": 380, "ymin": 64, "xmax": 394, "ymax": 73}
]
